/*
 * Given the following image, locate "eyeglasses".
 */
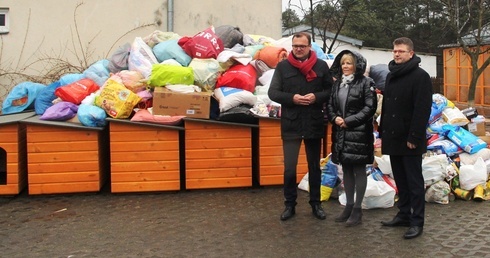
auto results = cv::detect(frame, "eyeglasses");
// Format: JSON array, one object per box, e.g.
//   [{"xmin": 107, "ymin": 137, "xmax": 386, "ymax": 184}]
[
  {"xmin": 292, "ymin": 45, "xmax": 309, "ymax": 49},
  {"xmin": 392, "ymin": 50, "xmax": 411, "ymax": 54}
]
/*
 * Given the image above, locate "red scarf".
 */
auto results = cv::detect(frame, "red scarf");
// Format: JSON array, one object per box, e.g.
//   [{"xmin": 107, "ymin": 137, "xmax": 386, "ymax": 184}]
[{"xmin": 287, "ymin": 51, "xmax": 317, "ymax": 82}]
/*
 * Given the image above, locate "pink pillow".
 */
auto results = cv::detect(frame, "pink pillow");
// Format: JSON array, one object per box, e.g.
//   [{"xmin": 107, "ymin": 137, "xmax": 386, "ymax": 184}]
[{"xmin": 130, "ymin": 109, "xmax": 184, "ymax": 125}]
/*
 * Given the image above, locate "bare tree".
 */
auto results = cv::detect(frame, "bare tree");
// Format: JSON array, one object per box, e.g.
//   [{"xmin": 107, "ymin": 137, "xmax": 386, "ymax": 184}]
[{"xmin": 304, "ymin": 0, "xmax": 356, "ymax": 53}]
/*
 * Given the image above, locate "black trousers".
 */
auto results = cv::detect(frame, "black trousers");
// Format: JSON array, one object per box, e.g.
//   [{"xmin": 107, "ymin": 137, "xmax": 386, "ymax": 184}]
[
  {"xmin": 282, "ymin": 138, "xmax": 322, "ymax": 207},
  {"xmin": 389, "ymin": 155, "xmax": 425, "ymax": 227}
]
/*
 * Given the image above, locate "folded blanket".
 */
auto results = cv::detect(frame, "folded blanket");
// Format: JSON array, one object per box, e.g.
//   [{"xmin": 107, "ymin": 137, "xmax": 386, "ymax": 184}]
[{"xmin": 253, "ymin": 46, "xmax": 288, "ymax": 69}]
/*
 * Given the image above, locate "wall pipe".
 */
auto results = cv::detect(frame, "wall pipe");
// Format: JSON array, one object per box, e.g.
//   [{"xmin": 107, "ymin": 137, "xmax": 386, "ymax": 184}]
[{"xmin": 167, "ymin": 0, "xmax": 174, "ymax": 32}]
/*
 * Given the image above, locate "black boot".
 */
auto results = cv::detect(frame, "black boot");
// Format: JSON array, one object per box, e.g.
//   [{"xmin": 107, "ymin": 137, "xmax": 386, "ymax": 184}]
[
  {"xmin": 335, "ymin": 204, "xmax": 353, "ymax": 222},
  {"xmin": 346, "ymin": 208, "xmax": 362, "ymax": 226},
  {"xmin": 312, "ymin": 204, "xmax": 326, "ymax": 220},
  {"xmin": 280, "ymin": 206, "xmax": 295, "ymax": 221}
]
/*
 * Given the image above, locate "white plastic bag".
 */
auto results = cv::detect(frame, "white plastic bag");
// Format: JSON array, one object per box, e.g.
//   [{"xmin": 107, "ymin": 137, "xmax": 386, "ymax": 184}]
[
  {"xmin": 339, "ymin": 176, "xmax": 395, "ymax": 209},
  {"xmin": 422, "ymin": 154, "xmax": 448, "ymax": 187},
  {"xmin": 459, "ymin": 157, "xmax": 487, "ymax": 190},
  {"xmin": 425, "ymin": 180, "xmax": 450, "ymax": 204},
  {"xmin": 298, "ymin": 173, "xmax": 309, "ymax": 192},
  {"xmin": 374, "ymin": 155, "xmax": 392, "ymax": 176},
  {"xmin": 128, "ymin": 37, "xmax": 158, "ymax": 79}
]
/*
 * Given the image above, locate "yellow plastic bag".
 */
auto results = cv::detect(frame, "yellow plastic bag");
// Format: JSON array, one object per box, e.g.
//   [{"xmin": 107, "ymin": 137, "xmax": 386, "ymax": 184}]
[
  {"xmin": 321, "ymin": 185, "xmax": 334, "ymax": 202},
  {"xmin": 95, "ymin": 79, "xmax": 141, "ymax": 119},
  {"xmin": 320, "ymin": 154, "xmax": 339, "ymax": 201}
]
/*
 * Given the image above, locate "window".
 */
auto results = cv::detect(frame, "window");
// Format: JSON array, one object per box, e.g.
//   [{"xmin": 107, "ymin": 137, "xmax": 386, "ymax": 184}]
[{"xmin": 0, "ymin": 8, "xmax": 9, "ymax": 34}]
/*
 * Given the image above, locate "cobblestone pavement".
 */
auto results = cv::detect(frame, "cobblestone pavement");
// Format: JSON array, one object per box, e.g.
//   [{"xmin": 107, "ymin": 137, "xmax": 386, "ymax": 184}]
[{"xmin": 1, "ymin": 187, "xmax": 490, "ymax": 258}]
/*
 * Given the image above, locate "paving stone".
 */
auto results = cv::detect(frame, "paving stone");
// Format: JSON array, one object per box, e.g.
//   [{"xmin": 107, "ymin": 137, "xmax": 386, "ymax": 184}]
[{"xmin": 1, "ymin": 187, "xmax": 489, "ymax": 257}]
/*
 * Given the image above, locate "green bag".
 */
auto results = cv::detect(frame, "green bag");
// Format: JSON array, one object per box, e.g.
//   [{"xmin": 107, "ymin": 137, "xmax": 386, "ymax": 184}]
[{"xmin": 148, "ymin": 64, "xmax": 194, "ymax": 87}]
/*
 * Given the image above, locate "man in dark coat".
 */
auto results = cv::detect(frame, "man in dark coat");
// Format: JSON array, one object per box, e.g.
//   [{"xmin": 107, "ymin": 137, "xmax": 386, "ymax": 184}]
[
  {"xmin": 379, "ymin": 37, "xmax": 432, "ymax": 239},
  {"xmin": 268, "ymin": 32, "xmax": 333, "ymax": 221}
]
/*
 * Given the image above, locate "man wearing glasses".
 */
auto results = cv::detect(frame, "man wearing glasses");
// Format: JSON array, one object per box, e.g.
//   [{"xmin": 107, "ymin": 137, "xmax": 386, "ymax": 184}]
[
  {"xmin": 379, "ymin": 37, "xmax": 432, "ymax": 239},
  {"xmin": 268, "ymin": 32, "xmax": 333, "ymax": 221}
]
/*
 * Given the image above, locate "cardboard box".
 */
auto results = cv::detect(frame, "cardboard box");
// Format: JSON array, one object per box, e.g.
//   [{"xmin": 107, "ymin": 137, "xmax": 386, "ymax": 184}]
[
  {"xmin": 480, "ymin": 135, "xmax": 490, "ymax": 147},
  {"xmin": 152, "ymin": 87, "xmax": 212, "ymax": 119},
  {"xmin": 466, "ymin": 121, "xmax": 486, "ymax": 136}
]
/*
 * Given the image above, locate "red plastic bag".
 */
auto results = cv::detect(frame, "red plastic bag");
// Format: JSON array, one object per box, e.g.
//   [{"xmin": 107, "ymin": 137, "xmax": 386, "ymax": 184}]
[
  {"xmin": 215, "ymin": 64, "xmax": 257, "ymax": 93},
  {"xmin": 178, "ymin": 26, "xmax": 224, "ymax": 59},
  {"xmin": 55, "ymin": 78, "xmax": 100, "ymax": 105}
]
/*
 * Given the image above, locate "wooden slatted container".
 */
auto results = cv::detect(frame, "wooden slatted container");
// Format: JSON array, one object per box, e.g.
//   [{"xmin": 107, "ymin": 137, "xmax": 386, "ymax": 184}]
[
  {"xmin": 0, "ymin": 112, "xmax": 36, "ymax": 195},
  {"xmin": 258, "ymin": 117, "xmax": 329, "ymax": 186},
  {"xmin": 184, "ymin": 118, "xmax": 257, "ymax": 189},
  {"xmin": 23, "ymin": 116, "xmax": 109, "ymax": 195},
  {"xmin": 108, "ymin": 119, "xmax": 184, "ymax": 193}
]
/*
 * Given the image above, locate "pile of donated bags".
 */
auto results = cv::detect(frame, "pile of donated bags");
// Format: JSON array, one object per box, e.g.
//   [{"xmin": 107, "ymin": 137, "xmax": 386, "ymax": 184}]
[{"xmin": 1, "ymin": 25, "xmax": 331, "ymax": 126}]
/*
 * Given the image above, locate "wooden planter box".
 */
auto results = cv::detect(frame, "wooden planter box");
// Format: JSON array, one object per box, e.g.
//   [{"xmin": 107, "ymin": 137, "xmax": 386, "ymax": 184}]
[
  {"xmin": 184, "ymin": 118, "xmax": 257, "ymax": 189},
  {"xmin": 258, "ymin": 117, "xmax": 329, "ymax": 186},
  {"xmin": 0, "ymin": 112, "xmax": 36, "ymax": 195},
  {"xmin": 23, "ymin": 116, "xmax": 109, "ymax": 195},
  {"xmin": 108, "ymin": 119, "xmax": 183, "ymax": 193}
]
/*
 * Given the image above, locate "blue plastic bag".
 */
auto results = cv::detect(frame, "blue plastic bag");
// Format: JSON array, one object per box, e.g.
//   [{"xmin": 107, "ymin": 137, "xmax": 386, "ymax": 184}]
[
  {"xmin": 59, "ymin": 73, "xmax": 85, "ymax": 86},
  {"xmin": 34, "ymin": 81, "xmax": 62, "ymax": 115},
  {"xmin": 83, "ymin": 59, "xmax": 110, "ymax": 87},
  {"xmin": 441, "ymin": 124, "xmax": 487, "ymax": 154},
  {"xmin": 2, "ymin": 82, "xmax": 45, "ymax": 114},
  {"xmin": 311, "ymin": 42, "xmax": 327, "ymax": 60},
  {"xmin": 153, "ymin": 39, "xmax": 192, "ymax": 66},
  {"xmin": 429, "ymin": 93, "xmax": 447, "ymax": 124},
  {"xmin": 77, "ymin": 104, "xmax": 107, "ymax": 127}
]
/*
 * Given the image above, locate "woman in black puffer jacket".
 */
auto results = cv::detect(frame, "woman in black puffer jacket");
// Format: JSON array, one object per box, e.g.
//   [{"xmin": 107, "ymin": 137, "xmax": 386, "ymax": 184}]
[{"xmin": 326, "ymin": 50, "xmax": 377, "ymax": 226}]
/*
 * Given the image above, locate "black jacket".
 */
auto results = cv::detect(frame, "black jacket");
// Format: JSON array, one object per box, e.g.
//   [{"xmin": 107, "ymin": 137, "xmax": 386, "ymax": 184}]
[
  {"xmin": 379, "ymin": 54, "xmax": 433, "ymax": 155},
  {"xmin": 327, "ymin": 50, "xmax": 377, "ymax": 164},
  {"xmin": 268, "ymin": 53, "xmax": 332, "ymax": 140}
]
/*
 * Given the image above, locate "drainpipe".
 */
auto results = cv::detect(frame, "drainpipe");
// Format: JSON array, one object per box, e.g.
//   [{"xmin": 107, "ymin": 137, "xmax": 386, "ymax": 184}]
[{"xmin": 167, "ymin": 0, "xmax": 174, "ymax": 32}]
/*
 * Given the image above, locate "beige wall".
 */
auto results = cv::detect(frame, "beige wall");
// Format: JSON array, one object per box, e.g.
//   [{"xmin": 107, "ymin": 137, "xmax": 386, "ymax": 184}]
[{"xmin": 0, "ymin": 0, "xmax": 282, "ymax": 108}]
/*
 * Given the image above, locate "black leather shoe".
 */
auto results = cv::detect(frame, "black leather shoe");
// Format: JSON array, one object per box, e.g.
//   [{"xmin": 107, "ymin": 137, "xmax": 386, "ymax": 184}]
[
  {"xmin": 312, "ymin": 204, "xmax": 326, "ymax": 220},
  {"xmin": 404, "ymin": 226, "xmax": 423, "ymax": 239},
  {"xmin": 280, "ymin": 206, "xmax": 295, "ymax": 221},
  {"xmin": 381, "ymin": 216, "xmax": 411, "ymax": 227}
]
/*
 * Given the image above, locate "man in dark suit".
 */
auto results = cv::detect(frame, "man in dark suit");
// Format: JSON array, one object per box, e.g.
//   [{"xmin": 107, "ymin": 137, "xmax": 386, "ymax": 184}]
[{"xmin": 379, "ymin": 37, "xmax": 432, "ymax": 239}]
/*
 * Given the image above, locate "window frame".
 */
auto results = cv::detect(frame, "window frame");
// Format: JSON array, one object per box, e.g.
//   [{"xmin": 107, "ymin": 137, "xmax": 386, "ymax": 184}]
[{"xmin": 0, "ymin": 8, "xmax": 10, "ymax": 34}]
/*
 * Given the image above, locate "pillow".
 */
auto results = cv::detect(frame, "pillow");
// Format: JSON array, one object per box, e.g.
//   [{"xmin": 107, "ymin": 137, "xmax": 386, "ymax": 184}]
[
  {"xmin": 214, "ymin": 86, "xmax": 257, "ymax": 112},
  {"xmin": 130, "ymin": 109, "xmax": 184, "ymax": 126}
]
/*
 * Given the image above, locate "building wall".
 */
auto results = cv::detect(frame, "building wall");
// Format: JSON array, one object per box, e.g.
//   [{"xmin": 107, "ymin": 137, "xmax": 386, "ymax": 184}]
[{"xmin": 0, "ymin": 0, "xmax": 282, "ymax": 106}]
